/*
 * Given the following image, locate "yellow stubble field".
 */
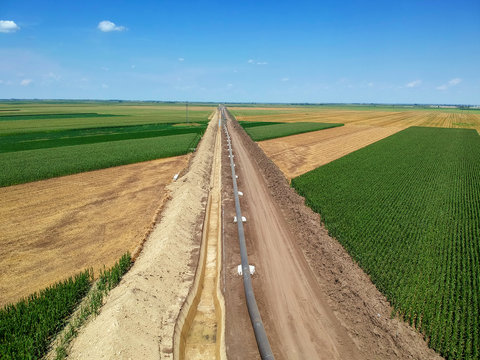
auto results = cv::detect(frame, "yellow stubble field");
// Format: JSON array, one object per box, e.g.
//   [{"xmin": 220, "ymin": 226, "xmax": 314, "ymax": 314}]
[{"xmin": 231, "ymin": 107, "xmax": 480, "ymax": 179}]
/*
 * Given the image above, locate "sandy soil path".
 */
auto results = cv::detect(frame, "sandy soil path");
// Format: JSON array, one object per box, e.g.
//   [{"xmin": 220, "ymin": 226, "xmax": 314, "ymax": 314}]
[
  {"xmin": 0, "ymin": 156, "xmax": 188, "ymax": 308},
  {"xmin": 67, "ymin": 113, "xmax": 218, "ymax": 360},
  {"xmin": 227, "ymin": 120, "xmax": 361, "ymax": 359}
]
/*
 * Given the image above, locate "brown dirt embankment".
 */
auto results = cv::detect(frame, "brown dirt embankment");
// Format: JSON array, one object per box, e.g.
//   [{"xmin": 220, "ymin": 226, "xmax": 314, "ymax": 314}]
[
  {"xmin": 0, "ymin": 156, "xmax": 188, "ymax": 308},
  {"xmin": 226, "ymin": 112, "xmax": 442, "ymax": 360},
  {"xmin": 67, "ymin": 113, "xmax": 218, "ymax": 359}
]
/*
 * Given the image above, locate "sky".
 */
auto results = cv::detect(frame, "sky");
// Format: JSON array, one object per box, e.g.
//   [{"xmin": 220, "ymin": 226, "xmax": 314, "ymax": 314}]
[{"xmin": 0, "ymin": 0, "xmax": 479, "ymax": 104}]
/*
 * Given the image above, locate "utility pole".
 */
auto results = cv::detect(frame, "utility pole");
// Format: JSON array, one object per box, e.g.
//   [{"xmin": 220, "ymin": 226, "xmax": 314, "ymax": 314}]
[{"xmin": 186, "ymin": 101, "xmax": 189, "ymax": 124}]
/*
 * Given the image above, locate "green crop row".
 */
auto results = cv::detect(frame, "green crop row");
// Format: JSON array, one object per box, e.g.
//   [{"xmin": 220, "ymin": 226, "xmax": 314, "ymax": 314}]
[
  {"xmin": 0, "ymin": 132, "xmax": 202, "ymax": 187},
  {"xmin": 240, "ymin": 121, "xmax": 343, "ymax": 141},
  {"xmin": 292, "ymin": 127, "xmax": 480, "ymax": 359}
]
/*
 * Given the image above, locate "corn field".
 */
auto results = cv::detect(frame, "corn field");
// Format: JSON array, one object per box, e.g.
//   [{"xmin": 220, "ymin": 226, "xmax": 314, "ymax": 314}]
[{"xmin": 292, "ymin": 127, "xmax": 480, "ymax": 359}]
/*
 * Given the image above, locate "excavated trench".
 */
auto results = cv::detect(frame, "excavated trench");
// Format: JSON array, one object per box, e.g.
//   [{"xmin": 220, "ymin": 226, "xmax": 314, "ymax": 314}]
[{"xmin": 174, "ymin": 116, "xmax": 226, "ymax": 359}]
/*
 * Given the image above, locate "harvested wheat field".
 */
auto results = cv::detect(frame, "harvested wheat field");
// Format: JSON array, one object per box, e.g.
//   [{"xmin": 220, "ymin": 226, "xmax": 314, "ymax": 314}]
[
  {"xmin": 233, "ymin": 107, "xmax": 480, "ymax": 133},
  {"xmin": 237, "ymin": 107, "xmax": 480, "ymax": 179},
  {"xmin": 0, "ymin": 155, "xmax": 189, "ymax": 308},
  {"xmin": 259, "ymin": 125, "xmax": 403, "ymax": 179}
]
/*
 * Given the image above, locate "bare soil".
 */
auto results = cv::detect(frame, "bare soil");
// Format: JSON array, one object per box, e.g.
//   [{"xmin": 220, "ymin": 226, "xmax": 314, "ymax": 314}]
[
  {"xmin": 0, "ymin": 156, "xmax": 189, "ymax": 308},
  {"xmin": 223, "ymin": 114, "xmax": 442, "ymax": 359},
  {"xmin": 67, "ymin": 113, "xmax": 218, "ymax": 360},
  {"xmin": 259, "ymin": 125, "xmax": 403, "ymax": 179}
]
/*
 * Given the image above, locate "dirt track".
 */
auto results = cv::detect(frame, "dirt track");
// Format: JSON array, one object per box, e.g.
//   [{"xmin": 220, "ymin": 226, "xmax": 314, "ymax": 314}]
[
  {"xmin": 224, "ymin": 113, "xmax": 441, "ymax": 359},
  {"xmin": 0, "ymin": 156, "xmax": 188, "ymax": 307}
]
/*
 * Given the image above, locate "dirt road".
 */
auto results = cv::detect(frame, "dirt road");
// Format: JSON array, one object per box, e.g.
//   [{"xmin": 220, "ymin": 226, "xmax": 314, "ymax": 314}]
[{"xmin": 226, "ymin": 120, "xmax": 362, "ymax": 359}]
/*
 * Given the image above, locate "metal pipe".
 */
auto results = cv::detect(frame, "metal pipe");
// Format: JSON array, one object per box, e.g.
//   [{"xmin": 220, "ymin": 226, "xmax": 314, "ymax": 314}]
[{"xmin": 220, "ymin": 106, "xmax": 275, "ymax": 360}]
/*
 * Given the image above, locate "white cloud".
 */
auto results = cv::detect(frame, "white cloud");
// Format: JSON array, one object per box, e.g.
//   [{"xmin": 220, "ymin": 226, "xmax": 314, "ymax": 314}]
[
  {"xmin": 281, "ymin": 77, "xmax": 289, "ymax": 82},
  {"xmin": 367, "ymin": 82, "xmax": 374, "ymax": 87},
  {"xmin": 227, "ymin": 83, "xmax": 233, "ymax": 87},
  {"xmin": 98, "ymin": 20, "xmax": 125, "ymax": 32},
  {"xmin": 248, "ymin": 59, "xmax": 268, "ymax": 65},
  {"xmin": 178, "ymin": 57, "xmax": 184, "ymax": 62},
  {"xmin": 437, "ymin": 78, "xmax": 462, "ymax": 91},
  {"xmin": 448, "ymin": 78, "xmax": 462, "ymax": 86},
  {"xmin": 0, "ymin": 20, "xmax": 20, "ymax": 33},
  {"xmin": 20, "ymin": 79, "xmax": 32, "ymax": 86},
  {"xmin": 406, "ymin": 80, "xmax": 422, "ymax": 88},
  {"xmin": 45, "ymin": 72, "xmax": 60, "ymax": 81}
]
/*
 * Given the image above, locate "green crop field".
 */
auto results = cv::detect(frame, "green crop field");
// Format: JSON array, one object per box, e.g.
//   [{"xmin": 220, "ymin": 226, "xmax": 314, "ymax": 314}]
[
  {"xmin": 0, "ymin": 270, "xmax": 92, "ymax": 359},
  {"xmin": 239, "ymin": 121, "xmax": 343, "ymax": 141},
  {"xmin": 0, "ymin": 123, "xmax": 206, "ymax": 153},
  {"xmin": 292, "ymin": 127, "xmax": 480, "ymax": 360},
  {"xmin": 0, "ymin": 101, "xmax": 213, "ymax": 187},
  {"xmin": 0, "ymin": 253, "xmax": 131, "ymax": 360},
  {"xmin": 0, "ymin": 132, "xmax": 201, "ymax": 187},
  {"xmin": 0, "ymin": 101, "xmax": 213, "ymax": 134}
]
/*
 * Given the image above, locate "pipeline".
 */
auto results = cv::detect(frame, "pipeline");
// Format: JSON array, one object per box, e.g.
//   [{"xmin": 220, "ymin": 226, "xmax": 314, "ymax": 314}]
[{"xmin": 220, "ymin": 106, "xmax": 275, "ymax": 360}]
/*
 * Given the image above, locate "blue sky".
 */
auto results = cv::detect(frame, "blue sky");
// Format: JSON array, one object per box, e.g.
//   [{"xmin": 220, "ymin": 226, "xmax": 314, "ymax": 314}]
[{"xmin": 0, "ymin": 0, "xmax": 479, "ymax": 104}]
